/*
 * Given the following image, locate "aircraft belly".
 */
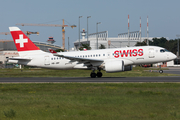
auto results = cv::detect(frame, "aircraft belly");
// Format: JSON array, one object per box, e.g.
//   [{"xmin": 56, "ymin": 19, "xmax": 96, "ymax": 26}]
[{"xmin": 46, "ymin": 60, "xmax": 75, "ymax": 69}]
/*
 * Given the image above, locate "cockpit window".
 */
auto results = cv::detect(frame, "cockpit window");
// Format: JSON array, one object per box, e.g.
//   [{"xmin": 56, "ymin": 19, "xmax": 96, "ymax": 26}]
[
  {"xmin": 160, "ymin": 49, "xmax": 165, "ymax": 53},
  {"xmin": 165, "ymin": 49, "xmax": 169, "ymax": 52},
  {"xmin": 160, "ymin": 49, "xmax": 169, "ymax": 53}
]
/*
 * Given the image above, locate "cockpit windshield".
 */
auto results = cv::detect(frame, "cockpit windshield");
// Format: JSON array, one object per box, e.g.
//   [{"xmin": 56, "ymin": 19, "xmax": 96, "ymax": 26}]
[
  {"xmin": 165, "ymin": 49, "xmax": 169, "ymax": 52},
  {"xmin": 160, "ymin": 49, "xmax": 169, "ymax": 53}
]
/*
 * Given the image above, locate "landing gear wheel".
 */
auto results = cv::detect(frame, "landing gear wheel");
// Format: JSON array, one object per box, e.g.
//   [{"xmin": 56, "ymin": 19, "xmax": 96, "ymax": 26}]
[
  {"xmin": 97, "ymin": 72, "xmax": 102, "ymax": 78},
  {"xmin": 158, "ymin": 64, "xmax": 163, "ymax": 74},
  {"xmin": 90, "ymin": 72, "xmax": 97, "ymax": 78},
  {"xmin": 159, "ymin": 70, "xmax": 163, "ymax": 74}
]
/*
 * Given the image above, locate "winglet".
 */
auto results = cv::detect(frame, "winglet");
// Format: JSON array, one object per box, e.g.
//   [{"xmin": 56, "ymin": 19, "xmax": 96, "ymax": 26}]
[
  {"xmin": 48, "ymin": 48, "xmax": 63, "ymax": 57},
  {"xmin": 48, "ymin": 48, "xmax": 57, "ymax": 53}
]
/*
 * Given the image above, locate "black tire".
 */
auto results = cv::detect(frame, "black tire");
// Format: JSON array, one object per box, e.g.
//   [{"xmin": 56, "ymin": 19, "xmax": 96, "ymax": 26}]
[
  {"xmin": 159, "ymin": 70, "xmax": 163, "ymax": 74},
  {"xmin": 90, "ymin": 73, "xmax": 97, "ymax": 78},
  {"xmin": 97, "ymin": 72, "xmax": 102, "ymax": 78}
]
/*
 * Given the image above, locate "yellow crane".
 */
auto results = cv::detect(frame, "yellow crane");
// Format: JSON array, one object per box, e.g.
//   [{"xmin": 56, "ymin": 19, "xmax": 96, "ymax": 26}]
[
  {"xmin": 16, "ymin": 19, "xmax": 76, "ymax": 49},
  {"xmin": 0, "ymin": 31, "xmax": 39, "ymax": 38}
]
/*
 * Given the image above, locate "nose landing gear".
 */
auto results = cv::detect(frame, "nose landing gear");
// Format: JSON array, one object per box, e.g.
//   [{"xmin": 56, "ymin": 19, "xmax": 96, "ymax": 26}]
[
  {"xmin": 159, "ymin": 70, "xmax": 163, "ymax": 73},
  {"xmin": 159, "ymin": 64, "xmax": 163, "ymax": 74}
]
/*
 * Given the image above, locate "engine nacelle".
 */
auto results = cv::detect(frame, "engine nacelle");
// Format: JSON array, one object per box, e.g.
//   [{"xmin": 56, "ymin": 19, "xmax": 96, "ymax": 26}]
[
  {"xmin": 124, "ymin": 65, "xmax": 132, "ymax": 71},
  {"xmin": 105, "ymin": 60, "xmax": 124, "ymax": 73}
]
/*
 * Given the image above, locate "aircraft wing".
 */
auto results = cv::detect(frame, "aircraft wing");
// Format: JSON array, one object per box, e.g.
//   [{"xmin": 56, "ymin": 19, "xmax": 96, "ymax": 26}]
[{"xmin": 48, "ymin": 49, "xmax": 104, "ymax": 63}]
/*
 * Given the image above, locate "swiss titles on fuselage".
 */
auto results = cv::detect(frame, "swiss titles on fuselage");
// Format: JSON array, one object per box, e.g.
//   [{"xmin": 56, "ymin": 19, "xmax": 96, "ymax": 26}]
[{"xmin": 114, "ymin": 49, "xmax": 143, "ymax": 58}]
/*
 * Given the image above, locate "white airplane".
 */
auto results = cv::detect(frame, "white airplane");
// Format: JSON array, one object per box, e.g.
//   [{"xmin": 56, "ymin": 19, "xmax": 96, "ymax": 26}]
[{"xmin": 8, "ymin": 27, "xmax": 177, "ymax": 78}]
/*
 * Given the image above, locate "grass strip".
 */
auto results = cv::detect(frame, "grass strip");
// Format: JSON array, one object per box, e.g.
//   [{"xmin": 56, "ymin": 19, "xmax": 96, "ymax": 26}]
[{"xmin": 0, "ymin": 83, "xmax": 180, "ymax": 119}]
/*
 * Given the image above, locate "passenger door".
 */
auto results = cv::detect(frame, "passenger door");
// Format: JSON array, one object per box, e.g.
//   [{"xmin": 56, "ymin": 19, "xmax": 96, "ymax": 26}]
[
  {"xmin": 148, "ymin": 48, "xmax": 155, "ymax": 58},
  {"xmin": 44, "ymin": 56, "xmax": 50, "ymax": 65}
]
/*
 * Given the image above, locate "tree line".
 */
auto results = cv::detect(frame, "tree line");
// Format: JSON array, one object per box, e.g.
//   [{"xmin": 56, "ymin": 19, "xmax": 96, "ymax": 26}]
[{"xmin": 135, "ymin": 37, "xmax": 180, "ymax": 55}]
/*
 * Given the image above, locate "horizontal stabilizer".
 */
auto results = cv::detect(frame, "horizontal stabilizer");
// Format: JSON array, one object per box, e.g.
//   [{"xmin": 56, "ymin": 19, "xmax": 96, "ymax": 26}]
[{"xmin": 8, "ymin": 57, "xmax": 32, "ymax": 61}]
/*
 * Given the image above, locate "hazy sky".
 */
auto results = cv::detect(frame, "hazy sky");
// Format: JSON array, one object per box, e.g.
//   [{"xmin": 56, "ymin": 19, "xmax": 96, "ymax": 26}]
[{"xmin": 1, "ymin": 0, "xmax": 180, "ymax": 48}]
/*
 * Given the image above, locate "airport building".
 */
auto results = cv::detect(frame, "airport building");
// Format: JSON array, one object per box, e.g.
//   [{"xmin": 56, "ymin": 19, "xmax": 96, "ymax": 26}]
[
  {"xmin": 74, "ymin": 15, "xmax": 152, "ymax": 50},
  {"xmin": 74, "ymin": 30, "xmax": 153, "ymax": 50}
]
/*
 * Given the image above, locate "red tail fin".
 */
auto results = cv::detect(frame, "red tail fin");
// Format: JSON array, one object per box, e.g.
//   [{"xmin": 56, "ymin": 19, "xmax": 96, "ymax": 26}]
[{"xmin": 9, "ymin": 27, "xmax": 40, "ymax": 52}]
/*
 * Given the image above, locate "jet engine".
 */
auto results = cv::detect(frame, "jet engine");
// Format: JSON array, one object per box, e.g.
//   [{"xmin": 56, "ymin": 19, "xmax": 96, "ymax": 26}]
[{"xmin": 105, "ymin": 60, "xmax": 124, "ymax": 73}]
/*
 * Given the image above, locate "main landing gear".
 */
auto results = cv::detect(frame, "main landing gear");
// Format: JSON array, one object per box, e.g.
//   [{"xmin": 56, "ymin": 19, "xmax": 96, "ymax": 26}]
[{"xmin": 90, "ymin": 67, "xmax": 103, "ymax": 78}]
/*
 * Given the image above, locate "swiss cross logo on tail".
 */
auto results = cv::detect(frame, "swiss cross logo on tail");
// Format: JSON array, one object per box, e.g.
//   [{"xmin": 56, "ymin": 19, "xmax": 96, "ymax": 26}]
[
  {"xmin": 9, "ymin": 27, "xmax": 40, "ymax": 51},
  {"xmin": 15, "ymin": 34, "xmax": 28, "ymax": 48}
]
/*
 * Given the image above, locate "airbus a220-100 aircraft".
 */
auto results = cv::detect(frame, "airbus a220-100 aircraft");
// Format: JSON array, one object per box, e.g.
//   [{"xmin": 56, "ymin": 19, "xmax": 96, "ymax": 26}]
[{"xmin": 8, "ymin": 27, "xmax": 177, "ymax": 78}]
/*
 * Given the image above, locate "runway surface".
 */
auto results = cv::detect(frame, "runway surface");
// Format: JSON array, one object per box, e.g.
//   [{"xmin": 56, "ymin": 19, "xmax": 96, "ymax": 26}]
[
  {"xmin": 0, "ymin": 77, "xmax": 180, "ymax": 83},
  {"xmin": 163, "ymin": 67, "xmax": 180, "ymax": 75},
  {"xmin": 0, "ymin": 67, "xmax": 179, "ymax": 83}
]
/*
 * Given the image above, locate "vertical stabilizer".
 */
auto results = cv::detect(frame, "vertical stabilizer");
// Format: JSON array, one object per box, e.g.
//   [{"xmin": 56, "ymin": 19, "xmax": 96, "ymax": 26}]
[{"xmin": 9, "ymin": 27, "xmax": 44, "ymax": 56}]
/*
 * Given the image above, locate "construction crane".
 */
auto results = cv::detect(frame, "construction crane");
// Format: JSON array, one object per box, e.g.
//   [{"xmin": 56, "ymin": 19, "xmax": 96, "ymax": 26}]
[
  {"xmin": 0, "ymin": 31, "xmax": 39, "ymax": 38},
  {"xmin": 0, "ymin": 32, "xmax": 10, "ymax": 35},
  {"xmin": 0, "ymin": 40, "xmax": 13, "ymax": 42},
  {"xmin": 16, "ymin": 19, "xmax": 76, "ymax": 49},
  {"xmin": 26, "ymin": 31, "xmax": 39, "ymax": 38}
]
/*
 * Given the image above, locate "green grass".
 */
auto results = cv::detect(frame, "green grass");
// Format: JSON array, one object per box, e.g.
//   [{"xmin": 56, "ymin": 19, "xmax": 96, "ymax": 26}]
[
  {"xmin": 0, "ymin": 83, "xmax": 180, "ymax": 119},
  {"xmin": 0, "ymin": 67, "xmax": 178, "ymax": 77}
]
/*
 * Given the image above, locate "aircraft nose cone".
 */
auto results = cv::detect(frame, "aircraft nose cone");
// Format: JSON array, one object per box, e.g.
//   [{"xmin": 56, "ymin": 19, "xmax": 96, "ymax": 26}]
[{"xmin": 171, "ymin": 53, "xmax": 177, "ymax": 60}]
